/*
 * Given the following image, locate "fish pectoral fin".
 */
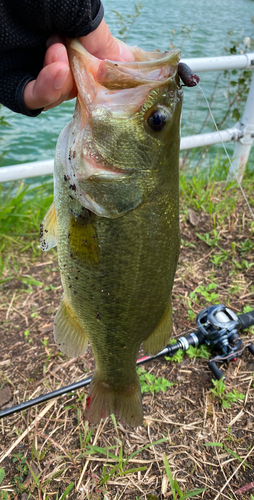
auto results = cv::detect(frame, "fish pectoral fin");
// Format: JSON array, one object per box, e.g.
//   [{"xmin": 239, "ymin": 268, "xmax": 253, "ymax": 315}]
[
  {"xmin": 40, "ymin": 202, "xmax": 57, "ymax": 251},
  {"xmin": 54, "ymin": 297, "xmax": 88, "ymax": 358},
  {"xmin": 143, "ymin": 300, "xmax": 172, "ymax": 356}
]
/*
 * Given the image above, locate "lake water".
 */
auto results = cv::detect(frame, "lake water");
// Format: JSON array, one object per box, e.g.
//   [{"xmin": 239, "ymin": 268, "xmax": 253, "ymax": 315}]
[{"xmin": 0, "ymin": 0, "xmax": 253, "ymax": 173}]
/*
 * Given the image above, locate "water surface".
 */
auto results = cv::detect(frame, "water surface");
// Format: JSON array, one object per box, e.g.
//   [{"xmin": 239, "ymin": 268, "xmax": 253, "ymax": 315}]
[{"xmin": 0, "ymin": 0, "xmax": 253, "ymax": 171}]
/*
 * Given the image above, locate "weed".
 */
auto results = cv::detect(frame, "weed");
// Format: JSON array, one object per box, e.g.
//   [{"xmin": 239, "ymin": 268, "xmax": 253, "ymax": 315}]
[
  {"xmin": 12, "ymin": 453, "xmax": 29, "ymax": 494},
  {"xmin": 232, "ymin": 259, "xmax": 254, "ymax": 272},
  {"xmin": 210, "ymin": 251, "xmax": 228, "ymax": 267},
  {"xmin": 41, "ymin": 337, "xmax": 49, "ymax": 348},
  {"xmin": 0, "ymin": 468, "xmax": 8, "ymax": 500},
  {"xmin": 30, "ymin": 311, "xmax": 39, "ymax": 318},
  {"xmin": 204, "ymin": 442, "xmax": 251, "ymax": 468},
  {"xmin": 243, "ymin": 305, "xmax": 254, "ymax": 333},
  {"xmin": 197, "ymin": 229, "xmax": 221, "ymax": 247},
  {"xmin": 56, "ymin": 483, "xmax": 74, "ymax": 499},
  {"xmin": 24, "ymin": 329, "xmax": 32, "ymax": 343},
  {"xmin": 137, "ymin": 367, "xmax": 174, "ymax": 395},
  {"xmin": 240, "ymin": 238, "xmax": 254, "ymax": 254},
  {"xmin": 163, "ymin": 454, "xmax": 205, "ymax": 499},
  {"xmin": 112, "ymin": 2, "xmax": 143, "ymax": 42},
  {"xmin": 210, "ymin": 379, "xmax": 245, "ymax": 409},
  {"xmin": 82, "ymin": 437, "xmax": 167, "ymax": 485},
  {"xmin": 187, "ymin": 344, "xmax": 210, "ymax": 359},
  {"xmin": 189, "ymin": 283, "xmax": 220, "ymax": 305}
]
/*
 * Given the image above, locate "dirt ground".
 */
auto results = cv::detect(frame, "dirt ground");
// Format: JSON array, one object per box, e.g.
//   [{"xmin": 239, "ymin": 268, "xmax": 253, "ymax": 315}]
[{"xmin": 0, "ymin": 186, "xmax": 254, "ymax": 500}]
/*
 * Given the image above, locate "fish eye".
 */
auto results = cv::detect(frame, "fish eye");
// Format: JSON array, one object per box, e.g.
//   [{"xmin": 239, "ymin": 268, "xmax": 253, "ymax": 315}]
[{"xmin": 147, "ymin": 109, "xmax": 167, "ymax": 131}]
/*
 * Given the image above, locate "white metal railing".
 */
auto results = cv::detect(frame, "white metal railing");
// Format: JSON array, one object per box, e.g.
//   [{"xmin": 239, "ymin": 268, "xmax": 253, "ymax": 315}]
[{"xmin": 1, "ymin": 53, "xmax": 254, "ymax": 184}]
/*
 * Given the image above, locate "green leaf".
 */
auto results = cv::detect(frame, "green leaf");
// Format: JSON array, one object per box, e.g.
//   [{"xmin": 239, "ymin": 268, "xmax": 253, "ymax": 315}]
[
  {"xmin": 0, "ymin": 469, "xmax": 5, "ymax": 484},
  {"xmin": 163, "ymin": 455, "xmax": 175, "ymax": 497},
  {"xmin": 180, "ymin": 488, "xmax": 206, "ymax": 499},
  {"xmin": 60, "ymin": 482, "xmax": 74, "ymax": 499},
  {"xmin": 204, "ymin": 442, "xmax": 223, "ymax": 447}
]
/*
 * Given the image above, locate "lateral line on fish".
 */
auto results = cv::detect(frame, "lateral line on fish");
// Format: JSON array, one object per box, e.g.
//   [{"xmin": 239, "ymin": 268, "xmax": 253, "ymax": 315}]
[{"xmin": 197, "ymin": 83, "xmax": 254, "ymax": 220}]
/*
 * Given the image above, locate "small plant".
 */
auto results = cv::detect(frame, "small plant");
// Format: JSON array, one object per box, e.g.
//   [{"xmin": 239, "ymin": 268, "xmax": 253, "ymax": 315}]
[
  {"xmin": 24, "ymin": 329, "xmax": 32, "ymax": 343},
  {"xmin": 189, "ymin": 283, "xmax": 220, "ymax": 305},
  {"xmin": 41, "ymin": 337, "xmax": 49, "ymax": 348},
  {"xmin": 55, "ymin": 483, "xmax": 74, "ymax": 499},
  {"xmin": 83, "ymin": 437, "xmax": 167, "ymax": 485},
  {"xmin": 243, "ymin": 305, "xmax": 254, "ymax": 333},
  {"xmin": 209, "ymin": 379, "xmax": 245, "ymax": 409},
  {"xmin": 187, "ymin": 344, "xmax": 210, "ymax": 359},
  {"xmin": 0, "ymin": 468, "xmax": 8, "ymax": 500},
  {"xmin": 204, "ymin": 442, "xmax": 251, "ymax": 468},
  {"xmin": 112, "ymin": 2, "xmax": 143, "ymax": 42},
  {"xmin": 12, "ymin": 453, "xmax": 29, "ymax": 494},
  {"xmin": 30, "ymin": 311, "xmax": 39, "ymax": 318},
  {"xmin": 137, "ymin": 367, "xmax": 174, "ymax": 395},
  {"xmin": 163, "ymin": 455, "xmax": 205, "ymax": 499},
  {"xmin": 197, "ymin": 229, "xmax": 221, "ymax": 247}
]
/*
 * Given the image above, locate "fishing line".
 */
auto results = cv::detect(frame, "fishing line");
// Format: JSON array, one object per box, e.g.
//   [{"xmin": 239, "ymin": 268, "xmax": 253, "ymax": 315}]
[{"xmin": 197, "ymin": 83, "xmax": 254, "ymax": 220}]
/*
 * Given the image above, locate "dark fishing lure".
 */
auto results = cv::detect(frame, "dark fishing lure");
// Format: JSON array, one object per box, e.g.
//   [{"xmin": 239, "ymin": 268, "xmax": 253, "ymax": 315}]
[{"xmin": 178, "ymin": 62, "xmax": 200, "ymax": 87}]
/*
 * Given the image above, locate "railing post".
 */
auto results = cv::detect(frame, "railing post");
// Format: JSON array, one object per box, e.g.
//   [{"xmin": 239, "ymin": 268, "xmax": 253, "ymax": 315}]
[{"xmin": 227, "ymin": 72, "xmax": 254, "ymax": 183}]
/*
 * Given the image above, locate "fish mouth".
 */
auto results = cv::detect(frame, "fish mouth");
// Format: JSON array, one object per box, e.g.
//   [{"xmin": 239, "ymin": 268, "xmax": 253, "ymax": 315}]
[
  {"xmin": 68, "ymin": 39, "xmax": 181, "ymax": 112},
  {"xmin": 80, "ymin": 156, "xmax": 133, "ymax": 181}
]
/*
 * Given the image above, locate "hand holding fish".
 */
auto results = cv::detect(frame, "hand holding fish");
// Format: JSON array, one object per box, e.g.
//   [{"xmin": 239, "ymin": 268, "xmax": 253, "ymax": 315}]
[{"xmin": 23, "ymin": 20, "xmax": 135, "ymax": 112}]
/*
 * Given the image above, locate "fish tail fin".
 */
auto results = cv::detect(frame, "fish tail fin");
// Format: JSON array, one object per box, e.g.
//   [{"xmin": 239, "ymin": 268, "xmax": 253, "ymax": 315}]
[
  {"xmin": 143, "ymin": 300, "xmax": 172, "ymax": 356},
  {"xmin": 84, "ymin": 371, "xmax": 143, "ymax": 427}
]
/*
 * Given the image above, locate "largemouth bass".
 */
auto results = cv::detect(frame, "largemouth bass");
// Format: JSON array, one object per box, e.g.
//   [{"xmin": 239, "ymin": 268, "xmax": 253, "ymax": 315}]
[{"xmin": 40, "ymin": 40, "xmax": 183, "ymax": 427}]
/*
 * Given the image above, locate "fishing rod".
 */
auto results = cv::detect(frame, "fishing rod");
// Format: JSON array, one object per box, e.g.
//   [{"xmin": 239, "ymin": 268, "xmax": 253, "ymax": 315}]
[{"xmin": 0, "ymin": 303, "xmax": 254, "ymax": 420}]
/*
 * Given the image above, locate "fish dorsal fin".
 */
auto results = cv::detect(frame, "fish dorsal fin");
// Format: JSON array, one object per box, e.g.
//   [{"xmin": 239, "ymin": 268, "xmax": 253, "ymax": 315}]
[
  {"xmin": 40, "ymin": 202, "xmax": 57, "ymax": 251},
  {"xmin": 54, "ymin": 296, "xmax": 88, "ymax": 358}
]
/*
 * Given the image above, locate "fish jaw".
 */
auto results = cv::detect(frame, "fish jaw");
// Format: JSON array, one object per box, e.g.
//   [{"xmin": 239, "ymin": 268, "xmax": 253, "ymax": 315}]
[{"xmin": 61, "ymin": 39, "xmax": 182, "ymax": 218}]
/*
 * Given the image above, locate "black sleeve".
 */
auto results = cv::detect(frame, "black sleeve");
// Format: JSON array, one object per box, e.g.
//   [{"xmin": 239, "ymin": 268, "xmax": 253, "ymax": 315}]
[{"xmin": 0, "ymin": 0, "xmax": 104, "ymax": 116}]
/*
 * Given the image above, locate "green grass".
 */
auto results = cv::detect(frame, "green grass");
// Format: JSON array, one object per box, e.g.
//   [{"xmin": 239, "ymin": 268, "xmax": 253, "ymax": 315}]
[
  {"xmin": 163, "ymin": 455, "xmax": 205, "ymax": 499},
  {"xmin": 0, "ymin": 181, "xmax": 53, "ymax": 255}
]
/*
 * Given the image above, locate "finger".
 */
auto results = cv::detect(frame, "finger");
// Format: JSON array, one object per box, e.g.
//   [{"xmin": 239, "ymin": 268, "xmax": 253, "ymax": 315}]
[
  {"xmin": 46, "ymin": 34, "xmax": 65, "ymax": 49},
  {"xmin": 80, "ymin": 20, "xmax": 135, "ymax": 61},
  {"xmin": 44, "ymin": 43, "xmax": 69, "ymax": 67},
  {"xmin": 23, "ymin": 62, "xmax": 72, "ymax": 110}
]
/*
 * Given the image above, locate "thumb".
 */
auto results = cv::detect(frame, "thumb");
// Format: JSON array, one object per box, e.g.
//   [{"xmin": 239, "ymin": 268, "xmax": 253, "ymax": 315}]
[{"xmin": 80, "ymin": 20, "xmax": 135, "ymax": 61}]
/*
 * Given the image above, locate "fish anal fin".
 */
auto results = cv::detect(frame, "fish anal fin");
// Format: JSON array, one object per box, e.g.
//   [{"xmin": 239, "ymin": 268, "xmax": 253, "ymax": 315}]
[
  {"xmin": 143, "ymin": 301, "xmax": 172, "ymax": 356},
  {"xmin": 84, "ymin": 371, "xmax": 143, "ymax": 427},
  {"xmin": 54, "ymin": 297, "xmax": 88, "ymax": 358},
  {"xmin": 40, "ymin": 202, "xmax": 57, "ymax": 251}
]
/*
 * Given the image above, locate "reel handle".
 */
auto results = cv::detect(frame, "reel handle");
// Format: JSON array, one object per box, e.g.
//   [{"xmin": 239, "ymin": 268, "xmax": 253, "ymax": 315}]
[
  {"xmin": 248, "ymin": 344, "xmax": 254, "ymax": 356},
  {"xmin": 208, "ymin": 361, "xmax": 225, "ymax": 381}
]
